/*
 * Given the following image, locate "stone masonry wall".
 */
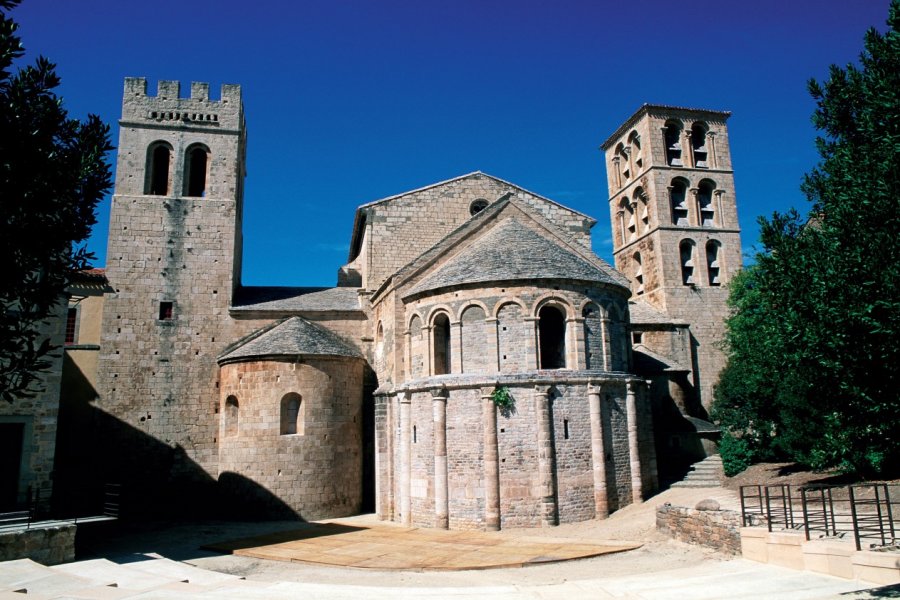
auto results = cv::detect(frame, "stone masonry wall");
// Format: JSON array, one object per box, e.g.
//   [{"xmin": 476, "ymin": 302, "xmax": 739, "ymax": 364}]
[
  {"xmin": 0, "ymin": 523, "xmax": 76, "ymax": 565},
  {"xmin": 362, "ymin": 174, "xmax": 595, "ymax": 290},
  {"xmin": 657, "ymin": 503, "xmax": 742, "ymax": 555},
  {"xmin": 218, "ymin": 357, "xmax": 364, "ymax": 520}
]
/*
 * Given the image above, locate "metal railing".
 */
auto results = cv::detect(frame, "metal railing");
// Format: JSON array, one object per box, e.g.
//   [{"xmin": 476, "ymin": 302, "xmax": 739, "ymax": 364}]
[
  {"xmin": 740, "ymin": 483, "xmax": 899, "ymax": 551},
  {"xmin": 0, "ymin": 483, "xmax": 121, "ymax": 530}
]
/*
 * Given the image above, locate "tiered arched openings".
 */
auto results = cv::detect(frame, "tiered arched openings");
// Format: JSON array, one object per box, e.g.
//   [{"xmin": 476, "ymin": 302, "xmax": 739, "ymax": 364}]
[
  {"xmin": 146, "ymin": 141, "xmax": 173, "ymax": 195},
  {"xmin": 691, "ymin": 122, "xmax": 709, "ymax": 168},
  {"xmin": 679, "ymin": 240, "xmax": 696, "ymax": 285},
  {"xmin": 628, "ymin": 130, "xmax": 642, "ymax": 172},
  {"xmin": 280, "ymin": 392, "xmax": 302, "ymax": 435},
  {"xmin": 663, "ymin": 120, "xmax": 683, "ymax": 166},
  {"xmin": 538, "ymin": 305, "xmax": 566, "ymax": 369},
  {"xmin": 669, "ymin": 178, "xmax": 689, "ymax": 226},
  {"xmin": 620, "ymin": 196, "xmax": 636, "ymax": 243},
  {"xmin": 184, "ymin": 143, "xmax": 210, "ymax": 197},
  {"xmin": 633, "ymin": 187, "xmax": 649, "ymax": 235},
  {"xmin": 432, "ymin": 312, "xmax": 452, "ymax": 375},
  {"xmin": 706, "ymin": 240, "xmax": 722, "ymax": 286},
  {"xmin": 698, "ymin": 179, "xmax": 716, "ymax": 226}
]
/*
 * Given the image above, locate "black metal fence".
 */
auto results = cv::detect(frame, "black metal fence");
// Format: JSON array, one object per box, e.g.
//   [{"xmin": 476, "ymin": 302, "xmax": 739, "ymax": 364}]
[
  {"xmin": 740, "ymin": 483, "xmax": 899, "ymax": 551},
  {"xmin": 0, "ymin": 483, "xmax": 120, "ymax": 530}
]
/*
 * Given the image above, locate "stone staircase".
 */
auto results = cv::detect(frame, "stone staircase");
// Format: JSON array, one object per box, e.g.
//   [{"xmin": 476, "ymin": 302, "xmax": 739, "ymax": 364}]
[{"xmin": 670, "ymin": 454, "xmax": 726, "ymax": 488}]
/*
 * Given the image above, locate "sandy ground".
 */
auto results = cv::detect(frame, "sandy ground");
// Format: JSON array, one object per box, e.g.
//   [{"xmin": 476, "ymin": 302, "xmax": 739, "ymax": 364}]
[{"xmin": 77, "ymin": 486, "xmax": 742, "ymax": 589}]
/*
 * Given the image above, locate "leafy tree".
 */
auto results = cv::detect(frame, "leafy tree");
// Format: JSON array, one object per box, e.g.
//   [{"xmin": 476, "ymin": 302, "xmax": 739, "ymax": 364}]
[
  {"xmin": 0, "ymin": 0, "xmax": 112, "ymax": 402},
  {"xmin": 713, "ymin": 1, "xmax": 900, "ymax": 476}
]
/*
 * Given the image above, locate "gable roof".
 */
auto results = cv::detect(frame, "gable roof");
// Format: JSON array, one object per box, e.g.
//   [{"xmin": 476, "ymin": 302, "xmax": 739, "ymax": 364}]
[
  {"xmin": 231, "ymin": 286, "xmax": 361, "ymax": 314},
  {"xmin": 405, "ymin": 217, "xmax": 623, "ymax": 298},
  {"xmin": 217, "ymin": 316, "xmax": 363, "ymax": 365},
  {"xmin": 348, "ymin": 171, "xmax": 596, "ymax": 262},
  {"xmin": 628, "ymin": 300, "xmax": 688, "ymax": 326}
]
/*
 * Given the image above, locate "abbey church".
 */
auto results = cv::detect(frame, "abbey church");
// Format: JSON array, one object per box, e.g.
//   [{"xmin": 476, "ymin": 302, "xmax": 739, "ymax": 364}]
[{"xmin": 1, "ymin": 78, "xmax": 741, "ymax": 530}]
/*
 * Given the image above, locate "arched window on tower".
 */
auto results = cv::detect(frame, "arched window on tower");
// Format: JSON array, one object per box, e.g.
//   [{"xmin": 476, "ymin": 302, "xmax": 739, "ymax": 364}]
[
  {"xmin": 184, "ymin": 144, "xmax": 210, "ymax": 197},
  {"xmin": 146, "ymin": 142, "xmax": 172, "ymax": 195},
  {"xmin": 616, "ymin": 143, "xmax": 630, "ymax": 181},
  {"xmin": 698, "ymin": 179, "xmax": 716, "ymax": 226},
  {"xmin": 634, "ymin": 187, "xmax": 649, "ymax": 233},
  {"xmin": 680, "ymin": 240, "xmax": 696, "ymax": 286},
  {"xmin": 706, "ymin": 240, "xmax": 722, "ymax": 286},
  {"xmin": 670, "ymin": 178, "xmax": 689, "ymax": 226},
  {"xmin": 224, "ymin": 395, "xmax": 239, "ymax": 437},
  {"xmin": 280, "ymin": 392, "xmax": 302, "ymax": 435},
  {"xmin": 664, "ymin": 120, "xmax": 683, "ymax": 166},
  {"xmin": 691, "ymin": 122, "xmax": 709, "ymax": 168},
  {"xmin": 538, "ymin": 305, "xmax": 566, "ymax": 369},
  {"xmin": 621, "ymin": 196, "xmax": 636, "ymax": 242},
  {"xmin": 633, "ymin": 251, "xmax": 644, "ymax": 295},
  {"xmin": 628, "ymin": 130, "xmax": 642, "ymax": 171},
  {"xmin": 432, "ymin": 313, "xmax": 451, "ymax": 375}
]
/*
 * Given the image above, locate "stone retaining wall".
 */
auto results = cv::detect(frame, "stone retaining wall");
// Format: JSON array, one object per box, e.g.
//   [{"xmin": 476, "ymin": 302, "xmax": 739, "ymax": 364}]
[
  {"xmin": 0, "ymin": 523, "xmax": 76, "ymax": 565},
  {"xmin": 656, "ymin": 502, "xmax": 742, "ymax": 555}
]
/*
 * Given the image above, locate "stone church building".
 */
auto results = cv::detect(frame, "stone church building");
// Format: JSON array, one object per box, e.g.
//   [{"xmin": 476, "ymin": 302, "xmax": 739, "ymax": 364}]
[{"xmin": 2, "ymin": 78, "xmax": 741, "ymax": 530}]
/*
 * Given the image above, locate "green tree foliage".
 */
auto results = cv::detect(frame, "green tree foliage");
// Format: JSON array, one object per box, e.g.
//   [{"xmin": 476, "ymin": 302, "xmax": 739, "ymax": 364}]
[
  {"xmin": 713, "ymin": 1, "xmax": 900, "ymax": 476},
  {"xmin": 0, "ymin": 0, "xmax": 112, "ymax": 402}
]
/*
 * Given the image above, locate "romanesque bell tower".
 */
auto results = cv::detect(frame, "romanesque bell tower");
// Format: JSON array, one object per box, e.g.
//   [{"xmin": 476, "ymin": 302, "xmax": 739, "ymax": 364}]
[
  {"xmin": 601, "ymin": 105, "xmax": 742, "ymax": 410},
  {"xmin": 94, "ymin": 79, "xmax": 246, "ymax": 509}
]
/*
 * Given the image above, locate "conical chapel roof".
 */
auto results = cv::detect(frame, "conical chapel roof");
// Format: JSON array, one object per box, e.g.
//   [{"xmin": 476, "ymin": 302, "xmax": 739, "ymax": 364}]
[{"xmin": 217, "ymin": 316, "xmax": 362, "ymax": 364}]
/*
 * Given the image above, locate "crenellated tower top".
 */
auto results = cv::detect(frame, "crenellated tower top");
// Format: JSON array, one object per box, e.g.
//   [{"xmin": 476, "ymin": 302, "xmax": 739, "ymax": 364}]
[{"xmin": 120, "ymin": 78, "xmax": 243, "ymax": 130}]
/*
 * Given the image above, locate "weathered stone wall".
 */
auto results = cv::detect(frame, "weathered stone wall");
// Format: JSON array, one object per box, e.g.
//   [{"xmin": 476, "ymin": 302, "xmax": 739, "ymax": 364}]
[
  {"xmin": 360, "ymin": 174, "xmax": 595, "ymax": 291},
  {"xmin": 0, "ymin": 523, "xmax": 76, "ymax": 565},
  {"xmin": 657, "ymin": 502, "xmax": 742, "ymax": 555},
  {"xmin": 382, "ymin": 374, "xmax": 655, "ymax": 530},
  {"xmin": 0, "ymin": 300, "xmax": 66, "ymax": 507},
  {"xmin": 218, "ymin": 357, "xmax": 365, "ymax": 520}
]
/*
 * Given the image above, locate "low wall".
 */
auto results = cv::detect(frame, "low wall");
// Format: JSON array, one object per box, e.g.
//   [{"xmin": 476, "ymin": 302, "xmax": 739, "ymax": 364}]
[
  {"xmin": 0, "ymin": 523, "xmax": 76, "ymax": 565},
  {"xmin": 741, "ymin": 527, "xmax": 900, "ymax": 585},
  {"xmin": 656, "ymin": 501, "xmax": 742, "ymax": 555}
]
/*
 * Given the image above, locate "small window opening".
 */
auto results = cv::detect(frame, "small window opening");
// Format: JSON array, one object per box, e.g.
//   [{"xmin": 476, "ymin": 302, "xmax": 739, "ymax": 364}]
[
  {"xmin": 432, "ymin": 313, "xmax": 451, "ymax": 375},
  {"xmin": 158, "ymin": 301, "xmax": 174, "ymax": 320},
  {"xmin": 632, "ymin": 331, "xmax": 643, "ymax": 345},
  {"xmin": 184, "ymin": 145, "xmax": 209, "ymax": 197},
  {"xmin": 469, "ymin": 198, "xmax": 489, "ymax": 216},
  {"xmin": 707, "ymin": 240, "xmax": 722, "ymax": 286},
  {"xmin": 563, "ymin": 419, "xmax": 570, "ymax": 440},
  {"xmin": 280, "ymin": 392, "xmax": 302, "ymax": 435},
  {"xmin": 538, "ymin": 305, "xmax": 566, "ymax": 369},
  {"xmin": 680, "ymin": 241, "xmax": 696, "ymax": 286},
  {"xmin": 65, "ymin": 307, "xmax": 77, "ymax": 345},
  {"xmin": 224, "ymin": 396, "xmax": 239, "ymax": 437},
  {"xmin": 413, "ymin": 425, "xmax": 417, "ymax": 443}
]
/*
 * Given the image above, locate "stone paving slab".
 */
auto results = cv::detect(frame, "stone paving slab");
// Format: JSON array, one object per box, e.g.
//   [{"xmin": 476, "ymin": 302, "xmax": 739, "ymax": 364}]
[{"xmin": 204, "ymin": 521, "xmax": 640, "ymax": 571}]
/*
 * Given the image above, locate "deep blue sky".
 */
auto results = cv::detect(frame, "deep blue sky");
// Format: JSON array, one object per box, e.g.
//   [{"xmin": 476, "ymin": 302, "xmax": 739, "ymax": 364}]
[{"xmin": 10, "ymin": 0, "xmax": 890, "ymax": 286}]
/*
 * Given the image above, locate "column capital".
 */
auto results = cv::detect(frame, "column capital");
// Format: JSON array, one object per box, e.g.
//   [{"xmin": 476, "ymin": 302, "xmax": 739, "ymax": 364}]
[
  {"xmin": 398, "ymin": 390, "xmax": 412, "ymax": 404},
  {"xmin": 429, "ymin": 385, "xmax": 448, "ymax": 400},
  {"xmin": 587, "ymin": 383, "xmax": 603, "ymax": 395},
  {"xmin": 480, "ymin": 385, "xmax": 498, "ymax": 398},
  {"xmin": 534, "ymin": 384, "xmax": 553, "ymax": 396},
  {"xmin": 688, "ymin": 187, "xmax": 699, "ymax": 196}
]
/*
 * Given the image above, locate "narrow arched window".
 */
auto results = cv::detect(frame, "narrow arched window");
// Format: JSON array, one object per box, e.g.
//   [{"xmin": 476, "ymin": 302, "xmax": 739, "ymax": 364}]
[
  {"xmin": 691, "ymin": 122, "xmax": 708, "ymax": 168},
  {"xmin": 706, "ymin": 240, "xmax": 722, "ymax": 286},
  {"xmin": 224, "ymin": 395, "xmax": 239, "ymax": 437},
  {"xmin": 664, "ymin": 120, "xmax": 683, "ymax": 166},
  {"xmin": 633, "ymin": 251, "xmax": 644, "ymax": 295},
  {"xmin": 616, "ymin": 143, "xmax": 630, "ymax": 181},
  {"xmin": 698, "ymin": 180, "xmax": 716, "ymax": 226},
  {"xmin": 280, "ymin": 392, "xmax": 302, "ymax": 435},
  {"xmin": 184, "ymin": 144, "xmax": 210, "ymax": 197},
  {"xmin": 432, "ymin": 313, "xmax": 451, "ymax": 375},
  {"xmin": 634, "ymin": 187, "xmax": 649, "ymax": 233},
  {"xmin": 670, "ymin": 179, "xmax": 689, "ymax": 226},
  {"xmin": 621, "ymin": 197, "xmax": 636, "ymax": 242},
  {"xmin": 538, "ymin": 305, "xmax": 566, "ymax": 369},
  {"xmin": 680, "ymin": 240, "xmax": 696, "ymax": 285},
  {"xmin": 146, "ymin": 142, "xmax": 172, "ymax": 195},
  {"xmin": 628, "ymin": 130, "xmax": 642, "ymax": 171}
]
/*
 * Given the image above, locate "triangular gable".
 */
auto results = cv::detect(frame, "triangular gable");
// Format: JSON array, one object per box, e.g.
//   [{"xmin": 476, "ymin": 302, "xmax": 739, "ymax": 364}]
[
  {"xmin": 217, "ymin": 316, "xmax": 362, "ymax": 364},
  {"xmin": 348, "ymin": 171, "xmax": 596, "ymax": 263},
  {"xmin": 371, "ymin": 196, "xmax": 627, "ymax": 302}
]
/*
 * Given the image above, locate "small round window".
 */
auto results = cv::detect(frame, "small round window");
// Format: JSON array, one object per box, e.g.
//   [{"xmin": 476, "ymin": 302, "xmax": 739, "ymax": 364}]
[{"xmin": 469, "ymin": 199, "xmax": 489, "ymax": 216}]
